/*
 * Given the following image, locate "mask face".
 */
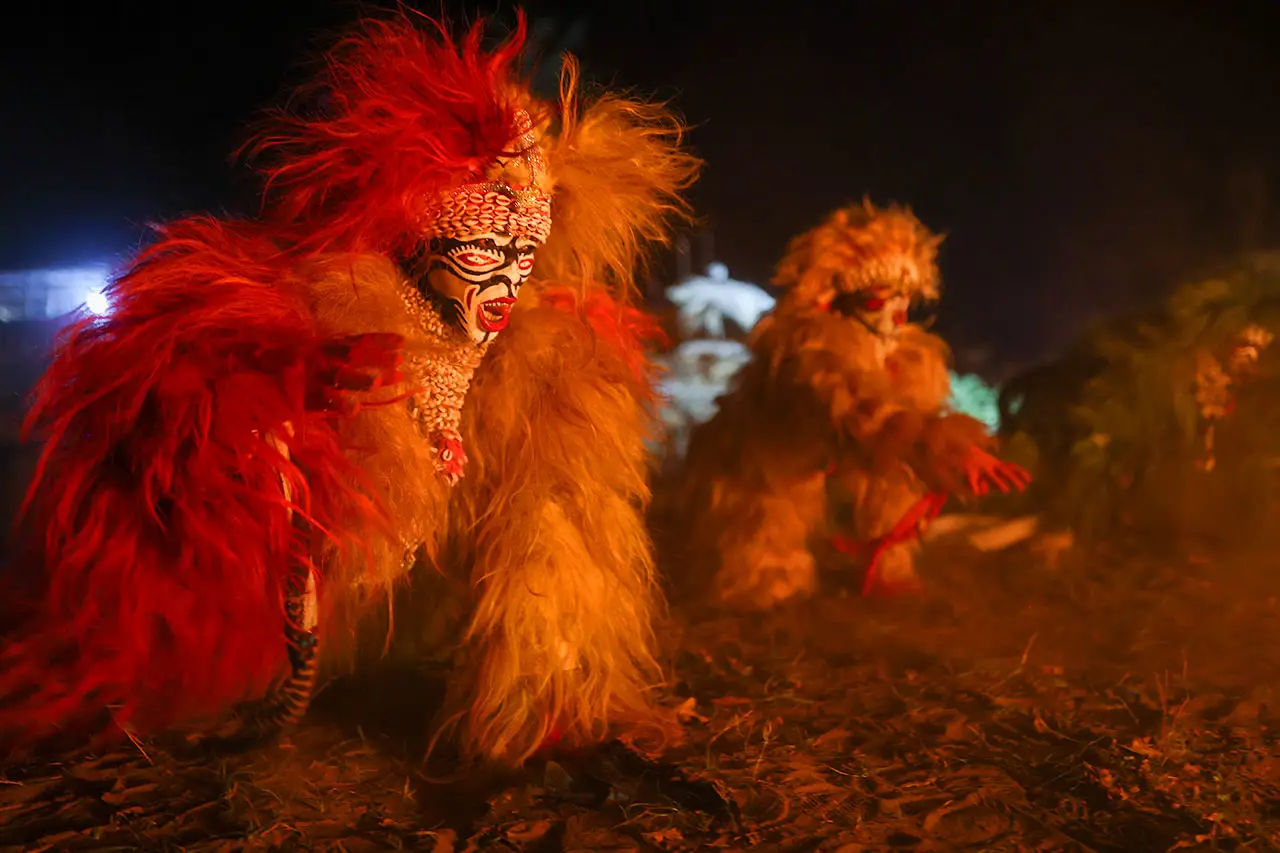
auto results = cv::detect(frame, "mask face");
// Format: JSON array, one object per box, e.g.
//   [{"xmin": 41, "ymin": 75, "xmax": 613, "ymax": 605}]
[
  {"xmin": 830, "ymin": 284, "xmax": 911, "ymax": 339},
  {"xmin": 423, "ymin": 231, "xmax": 539, "ymax": 345}
]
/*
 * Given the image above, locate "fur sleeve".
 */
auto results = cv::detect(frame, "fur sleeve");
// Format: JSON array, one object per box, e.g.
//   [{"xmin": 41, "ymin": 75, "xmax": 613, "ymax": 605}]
[
  {"xmin": 752, "ymin": 309, "xmax": 990, "ymax": 478},
  {"xmin": 447, "ymin": 284, "xmax": 668, "ymax": 763},
  {"xmin": 0, "ymin": 217, "xmax": 385, "ymax": 748}
]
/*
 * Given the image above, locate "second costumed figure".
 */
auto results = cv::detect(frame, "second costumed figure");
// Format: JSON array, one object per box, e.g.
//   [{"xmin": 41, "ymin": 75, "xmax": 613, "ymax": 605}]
[{"xmin": 673, "ymin": 201, "xmax": 1029, "ymax": 609}]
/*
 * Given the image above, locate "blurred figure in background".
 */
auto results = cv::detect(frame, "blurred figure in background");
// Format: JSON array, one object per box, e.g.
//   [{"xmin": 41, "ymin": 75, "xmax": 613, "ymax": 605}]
[{"xmin": 670, "ymin": 200, "xmax": 1028, "ymax": 608}]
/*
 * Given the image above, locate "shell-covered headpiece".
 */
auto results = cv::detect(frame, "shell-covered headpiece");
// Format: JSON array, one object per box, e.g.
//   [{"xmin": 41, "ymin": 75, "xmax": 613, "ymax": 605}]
[
  {"xmin": 773, "ymin": 199, "xmax": 944, "ymax": 308},
  {"xmin": 420, "ymin": 108, "xmax": 552, "ymax": 244}
]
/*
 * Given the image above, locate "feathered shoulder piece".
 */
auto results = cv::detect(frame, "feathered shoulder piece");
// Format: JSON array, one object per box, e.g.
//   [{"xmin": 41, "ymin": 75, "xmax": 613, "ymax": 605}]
[
  {"xmin": 536, "ymin": 57, "xmax": 702, "ymax": 298},
  {"xmin": 0, "ymin": 216, "xmax": 390, "ymax": 745},
  {"xmin": 773, "ymin": 199, "xmax": 943, "ymax": 308},
  {"xmin": 243, "ymin": 11, "xmax": 549, "ymax": 259}
]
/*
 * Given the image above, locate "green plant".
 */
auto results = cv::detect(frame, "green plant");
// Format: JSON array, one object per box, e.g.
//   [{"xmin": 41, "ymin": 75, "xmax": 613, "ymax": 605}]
[{"xmin": 998, "ymin": 256, "xmax": 1280, "ymax": 546}]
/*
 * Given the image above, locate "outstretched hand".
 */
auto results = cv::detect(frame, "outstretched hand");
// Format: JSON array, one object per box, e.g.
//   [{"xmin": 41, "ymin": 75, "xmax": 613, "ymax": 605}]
[
  {"xmin": 306, "ymin": 332, "xmax": 407, "ymax": 415},
  {"xmin": 962, "ymin": 445, "xmax": 1031, "ymax": 498}
]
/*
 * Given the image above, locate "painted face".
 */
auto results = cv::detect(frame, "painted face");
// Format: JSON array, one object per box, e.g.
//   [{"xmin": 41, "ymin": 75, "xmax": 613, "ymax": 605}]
[
  {"xmin": 830, "ymin": 285, "xmax": 911, "ymax": 339},
  {"xmin": 424, "ymin": 232, "xmax": 539, "ymax": 345}
]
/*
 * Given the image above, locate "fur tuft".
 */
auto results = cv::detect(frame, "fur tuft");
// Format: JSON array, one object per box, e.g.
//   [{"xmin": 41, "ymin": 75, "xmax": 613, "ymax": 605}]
[
  {"xmin": 243, "ymin": 12, "xmax": 533, "ymax": 258},
  {"xmin": 444, "ymin": 286, "xmax": 673, "ymax": 765},
  {"xmin": 537, "ymin": 57, "xmax": 702, "ymax": 299},
  {"xmin": 537, "ymin": 287, "xmax": 669, "ymax": 387},
  {"xmin": 0, "ymin": 217, "xmax": 386, "ymax": 748}
]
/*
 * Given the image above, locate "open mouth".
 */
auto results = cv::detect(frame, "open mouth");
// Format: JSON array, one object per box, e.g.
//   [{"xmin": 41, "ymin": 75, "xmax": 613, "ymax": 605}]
[{"xmin": 476, "ymin": 297, "xmax": 515, "ymax": 333}]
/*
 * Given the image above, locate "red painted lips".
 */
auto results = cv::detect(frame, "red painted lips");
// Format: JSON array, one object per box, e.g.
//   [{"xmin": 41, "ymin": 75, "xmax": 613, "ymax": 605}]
[{"xmin": 476, "ymin": 296, "xmax": 516, "ymax": 333}]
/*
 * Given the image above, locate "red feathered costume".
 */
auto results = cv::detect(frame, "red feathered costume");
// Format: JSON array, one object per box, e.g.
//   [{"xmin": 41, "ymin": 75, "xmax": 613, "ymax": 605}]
[{"xmin": 0, "ymin": 12, "xmax": 699, "ymax": 766}]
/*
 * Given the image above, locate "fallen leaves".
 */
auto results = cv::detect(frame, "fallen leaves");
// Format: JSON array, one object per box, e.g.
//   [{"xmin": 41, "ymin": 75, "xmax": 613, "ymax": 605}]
[
  {"xmin": 2, "ymin": 546, "xmax": 1278, "ymax": 851},
  {"xmin": 673, "ymin": 696, "xmax": 708, "ymax": 725}
]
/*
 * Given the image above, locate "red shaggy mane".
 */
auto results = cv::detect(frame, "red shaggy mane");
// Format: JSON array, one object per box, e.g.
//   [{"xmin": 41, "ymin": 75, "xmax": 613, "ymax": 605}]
[
  {"xmin": 243, "ymin": 11, "xmax": 533, "ymax": 258},
  {"xmin": 0, "ymin": 217, "xmax": 384, "ymax": 747}
]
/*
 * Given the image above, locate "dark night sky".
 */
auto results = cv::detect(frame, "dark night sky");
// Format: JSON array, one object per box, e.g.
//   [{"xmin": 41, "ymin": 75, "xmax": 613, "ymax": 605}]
[{"xmin": 2, "ymin": 1, "xmax": 1278, "ymax": 373}]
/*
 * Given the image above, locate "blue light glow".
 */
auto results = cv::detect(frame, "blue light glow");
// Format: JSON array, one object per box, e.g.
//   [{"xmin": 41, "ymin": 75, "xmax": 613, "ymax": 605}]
[{"xmin": 0, "ymin": 264, "xmax": 113, "ymax": 320}]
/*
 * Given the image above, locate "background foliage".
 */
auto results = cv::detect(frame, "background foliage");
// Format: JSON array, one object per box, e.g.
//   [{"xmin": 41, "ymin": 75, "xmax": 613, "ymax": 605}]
[{"xmin": 995, "ymin": 254, "xmax": 1280, "ymax": 548}]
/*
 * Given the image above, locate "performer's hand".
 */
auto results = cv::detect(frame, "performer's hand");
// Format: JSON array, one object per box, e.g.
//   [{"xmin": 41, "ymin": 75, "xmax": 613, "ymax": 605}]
[
  {"xmin": 307, "ymin": 332, "xmax": 406, "ymax": 414},
  {"xmin": 961, "ymin": 446, "xmax": 1031, "ymax": 498},
  {"xmin": 915, "ymin": 415, "xmax": 1030, "ymax": 502},
  {"xmin": 914, "ymin": 413, "xmax": 988, "ymax": 497}
]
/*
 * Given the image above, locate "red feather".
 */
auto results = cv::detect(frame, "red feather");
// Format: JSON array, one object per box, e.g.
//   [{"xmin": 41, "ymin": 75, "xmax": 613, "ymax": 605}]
[
  {"xmin": 243, "ymin": 12, "xmax": 532, "ymax": 259},
  {"xmin": 0, "ymin": 216, "xmax": 387, "ymax": 749}
]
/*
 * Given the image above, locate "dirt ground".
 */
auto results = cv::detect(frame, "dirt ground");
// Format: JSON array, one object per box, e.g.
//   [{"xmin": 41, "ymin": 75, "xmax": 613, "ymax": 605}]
[{"xmin": 2, "ymin": 536, "xmax": 1278, "ymax": 852}]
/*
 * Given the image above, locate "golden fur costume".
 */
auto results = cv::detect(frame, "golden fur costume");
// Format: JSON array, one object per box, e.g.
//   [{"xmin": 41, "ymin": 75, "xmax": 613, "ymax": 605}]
[
  {"xmin": 672, "ymin": 202, "xmax": 1028, "ymax": 609},
  {"xmin": 0, "ymin": 14, "xmax": 697, "ymax": 767},
  {"xmin": 301, "ymin": 58, "xmax": 699, "ymax": 765}
]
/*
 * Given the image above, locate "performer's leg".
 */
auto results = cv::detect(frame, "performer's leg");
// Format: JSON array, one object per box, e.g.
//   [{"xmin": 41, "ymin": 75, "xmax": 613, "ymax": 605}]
[
  {"xmin": 839, "ymin": 465, "xmax": 928, "ymax": 595},
  {"xmin": 709, "ymin": 471, "xmax": 828, "ymax": 609},
  {"xmin": 445, "ymin": 301, "xmax": 671, "ymax": 765}
]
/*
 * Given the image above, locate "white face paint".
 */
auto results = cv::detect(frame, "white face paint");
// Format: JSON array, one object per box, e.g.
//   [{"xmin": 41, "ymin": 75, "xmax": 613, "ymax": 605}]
[
  {"xmin": 831, "ymin": 285, "xmax": 911, "ymax": 340},
  {"xmin": 424, "ymin": 231, "xmax": 539, "ymax": 345}
]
